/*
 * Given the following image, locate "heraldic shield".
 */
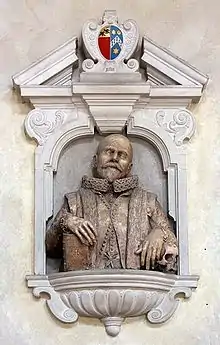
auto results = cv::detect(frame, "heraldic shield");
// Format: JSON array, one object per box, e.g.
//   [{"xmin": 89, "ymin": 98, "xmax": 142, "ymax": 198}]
[{"xmin": 98, "ymin": 25, "xmax": 123, "ymax": 60}]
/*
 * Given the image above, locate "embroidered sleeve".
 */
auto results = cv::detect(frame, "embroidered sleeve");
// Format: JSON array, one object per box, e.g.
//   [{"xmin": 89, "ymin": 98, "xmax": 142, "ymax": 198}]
[
  {"xmin": 150, "ymin": 197, "xmax": 177, "ymax": 246},
  {"xmin": 45, "ymin": 197, "xmax": 69, "ymax": 258}
]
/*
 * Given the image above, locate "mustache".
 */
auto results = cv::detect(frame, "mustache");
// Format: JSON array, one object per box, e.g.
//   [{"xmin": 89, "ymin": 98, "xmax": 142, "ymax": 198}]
[{"xmin": 101, "ymin": 162, "xmax": 122, "ymax": 172}]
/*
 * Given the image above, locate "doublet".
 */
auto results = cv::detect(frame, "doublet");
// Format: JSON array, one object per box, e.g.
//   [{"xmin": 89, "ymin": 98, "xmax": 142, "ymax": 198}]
[{"xmin": 46, "ymin": 175, "xmax": 177, "ymax": 270}]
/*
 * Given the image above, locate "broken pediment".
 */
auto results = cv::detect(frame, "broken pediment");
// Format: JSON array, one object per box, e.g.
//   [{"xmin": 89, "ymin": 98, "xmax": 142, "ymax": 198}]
[
  {"xmin": 12, "ymin": 10, "xmax": 208, "ymax": 134},
  {"xmin": 13, "ymin": 10, "xmax": 208, "ymax": 100}
]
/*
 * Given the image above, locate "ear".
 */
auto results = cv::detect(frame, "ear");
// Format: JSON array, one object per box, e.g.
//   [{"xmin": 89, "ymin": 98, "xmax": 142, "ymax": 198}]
[
  {"xmin": 127, "ymin": 162, "xmax": 133, "ymax": 175},
  {"xmin": 92, "ymin": 155, "xmax": 97, "ymax": 169}
]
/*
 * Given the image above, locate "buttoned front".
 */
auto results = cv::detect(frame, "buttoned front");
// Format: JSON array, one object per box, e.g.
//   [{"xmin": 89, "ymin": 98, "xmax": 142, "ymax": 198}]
[{"xmin": 94, "ymin": 191, "xmax": 130, "ymax": 268}]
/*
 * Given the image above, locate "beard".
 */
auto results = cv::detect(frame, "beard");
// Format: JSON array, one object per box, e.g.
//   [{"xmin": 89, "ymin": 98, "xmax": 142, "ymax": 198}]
[{"xmin": 96, "ymin": 166, "xmax": 122, "ymax": 182}]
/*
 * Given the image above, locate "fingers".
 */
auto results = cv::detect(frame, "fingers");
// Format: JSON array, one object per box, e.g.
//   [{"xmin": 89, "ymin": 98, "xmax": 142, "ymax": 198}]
[
  {"xmin": 76, "ymin": 220, "xmax": 97, "ymax": 246},
  {"xmin": 141, "ymin": 241, "xmax": 149, "ymax": 266},
  {"xmin": 151, "ymin": 247, "xmax": 157, "ymax": 269},
  {"xmin": 138, "ymin": 241, "xmax": 163, "ymax": 269},
  {"xmin": 87, "ymin": 221, "xmax": 97, "ymax": 236},
  {"xmin": 81, "ymin": 222, "xmax": 96, "ymax": 245},
  {"xmin": 80, "ymin": 226, "xmax": 93, "ymax": 245},
  {"xmin": 74, "ymin": 229, "xmax": 86, "ymax": 245},
  {"xmin": 140, "ymin": 241, "xmax": 158, "ymax": 269},
  {"xmin": 156, "ymin": 243, "xmax": 163, "ymax": 261},
  {"xmin": 150, "ymin": 241, "xmax": 163, "ymax": 269},
  {"xmin": 139, "ymin": 242, "xmax": 159, "ymax": 268},
  {"xmin": 75, "ymin": 226, "xmax": 92, "ymax": 246},
  {"xmin": 65, "ymin": 216, "xmax": 97, "ymax": 246},
  {"xmin": 145, "ymin": 246, "xmax": 152, "ymax": 269}
]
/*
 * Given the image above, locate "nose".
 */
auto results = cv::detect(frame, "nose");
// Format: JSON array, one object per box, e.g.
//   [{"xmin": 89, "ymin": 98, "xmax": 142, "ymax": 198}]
[{"xmin": 111, "ymin": 150, "xmax": 118, "ymax": 161}]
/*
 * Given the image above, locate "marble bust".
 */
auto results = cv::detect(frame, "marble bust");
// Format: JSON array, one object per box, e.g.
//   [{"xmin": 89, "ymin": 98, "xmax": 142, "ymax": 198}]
[{"xmin": 46, "ymin": 134, "xmax": 178, "ymax": 272}]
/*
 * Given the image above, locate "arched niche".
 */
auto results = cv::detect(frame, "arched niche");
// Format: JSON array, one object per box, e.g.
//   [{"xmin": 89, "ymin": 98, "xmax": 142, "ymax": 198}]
[
  {"xmin": 47, "ymin": 132, "xmax": 170, "ymax": 273},
  {"xmin": 29, "ymin": 106, "xmax": 191, "ymax": 278}
]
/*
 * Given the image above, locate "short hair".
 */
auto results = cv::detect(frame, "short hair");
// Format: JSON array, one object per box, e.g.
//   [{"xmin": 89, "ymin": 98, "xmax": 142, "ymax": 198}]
[{"xmin": 97, "ymin": 134, "xmax": 133, "ymax": 159}]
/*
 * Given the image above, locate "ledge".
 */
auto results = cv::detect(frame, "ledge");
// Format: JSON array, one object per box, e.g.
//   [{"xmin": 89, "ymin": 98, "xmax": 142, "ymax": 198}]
[{"xmin": 27, "ymin": 270, "xmax": 199, "ymax": 337}]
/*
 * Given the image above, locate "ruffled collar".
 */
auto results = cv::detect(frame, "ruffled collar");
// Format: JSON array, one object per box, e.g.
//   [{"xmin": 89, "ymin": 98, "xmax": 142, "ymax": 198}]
[{"xmin": 81, "ymin": 175, "xmax": 139, "ymax": 193}]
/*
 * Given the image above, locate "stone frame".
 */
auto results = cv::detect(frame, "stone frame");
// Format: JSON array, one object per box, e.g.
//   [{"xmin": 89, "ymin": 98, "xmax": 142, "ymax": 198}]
[{"xmin": 12, "ymin": 11, "xmax": 208, "ymax": 336}]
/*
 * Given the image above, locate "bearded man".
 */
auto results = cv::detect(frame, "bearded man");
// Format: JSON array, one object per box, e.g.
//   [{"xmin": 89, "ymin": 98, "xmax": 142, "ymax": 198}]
[{"xmin": 46, "ymin": 134, "xmax": 178, "ymax": 272}]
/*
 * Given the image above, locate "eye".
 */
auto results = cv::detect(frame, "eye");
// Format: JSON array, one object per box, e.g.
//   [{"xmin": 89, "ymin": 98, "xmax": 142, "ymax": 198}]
[
  {"xmin": 105, "ymin": 148, "xmax": 114, "ymax": 155},
  {"xmin": 118, "ymin": 152, "xmax": 127, "ymax": 159}
]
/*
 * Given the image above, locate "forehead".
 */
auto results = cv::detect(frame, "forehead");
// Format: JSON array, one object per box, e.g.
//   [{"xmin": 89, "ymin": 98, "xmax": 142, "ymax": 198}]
[{"xmin": 100, "ymin": 136, "xmax": 132, "ymax": 153}]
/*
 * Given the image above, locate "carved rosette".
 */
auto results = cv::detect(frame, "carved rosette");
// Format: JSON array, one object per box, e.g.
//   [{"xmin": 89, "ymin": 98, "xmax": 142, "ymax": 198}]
[
  {"xmin": 82, "ymin": 10, "xmax": 140, "ymax": 74},
  {"xmin": 27, "ymin": 270, "xmax": 198, "ymax": 337},
  {"xmin": 156, "ymin": 109, "xmax": 196, "ymax": 146}
]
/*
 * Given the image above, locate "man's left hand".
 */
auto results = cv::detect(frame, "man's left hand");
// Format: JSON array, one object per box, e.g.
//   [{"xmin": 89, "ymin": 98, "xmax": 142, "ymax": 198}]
[{"xmin": 136, "ymin": 228, "xmax": 164, "ymax": 269}]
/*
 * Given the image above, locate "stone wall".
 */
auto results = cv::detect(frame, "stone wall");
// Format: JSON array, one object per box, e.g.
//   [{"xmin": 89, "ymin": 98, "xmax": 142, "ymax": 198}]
[{"xmin": 0, "ymin": 1, "xmax": 220, "ymax": 344}]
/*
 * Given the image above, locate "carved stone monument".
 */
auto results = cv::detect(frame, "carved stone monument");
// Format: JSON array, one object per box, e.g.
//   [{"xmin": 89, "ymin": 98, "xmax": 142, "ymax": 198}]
[
  {"xmin": 46, "ymin": 134, "xmax": 178, "ymax": 272},
  {"xmin": 12, "ymin": 10, "xmax": 208, "ymax": 337}
]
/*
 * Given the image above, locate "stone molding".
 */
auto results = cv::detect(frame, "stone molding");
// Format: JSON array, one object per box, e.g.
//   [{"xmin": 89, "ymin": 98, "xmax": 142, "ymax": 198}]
[
  {"xmin": 27, "ymin": 270, "xmax": 199, "ymax": 337},
  {"xmin": 142, "ymin": 36, "xmax": 208, "ymax": 87},
  {"xmin": 72, "ymin": 84, "xmax": 150, "ymax": 132},
  {"xmin": 13, "ymin": 37, "xmax": 77, "ymax": 88}
]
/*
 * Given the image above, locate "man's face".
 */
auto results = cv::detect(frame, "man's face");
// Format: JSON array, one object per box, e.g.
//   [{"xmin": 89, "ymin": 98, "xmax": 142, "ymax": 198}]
[{"xmin": 95, "ymin": 135, "xmax": 133, "ymax": 182}]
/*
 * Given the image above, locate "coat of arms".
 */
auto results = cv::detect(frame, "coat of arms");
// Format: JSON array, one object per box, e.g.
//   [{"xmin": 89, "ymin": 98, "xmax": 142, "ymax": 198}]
[
  {"xmin": 98, "ymin": 25, "xmax": 123, "ymax": 60},
  {"xmin": 81, "ymin": 10, "xmax": 140, "ymax": 77}
]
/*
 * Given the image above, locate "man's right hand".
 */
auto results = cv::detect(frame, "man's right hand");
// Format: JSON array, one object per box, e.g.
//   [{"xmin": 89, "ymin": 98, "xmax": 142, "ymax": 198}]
[{"xmin": 60, "ymin": 212, "xmax": 97, "ymax": 246}]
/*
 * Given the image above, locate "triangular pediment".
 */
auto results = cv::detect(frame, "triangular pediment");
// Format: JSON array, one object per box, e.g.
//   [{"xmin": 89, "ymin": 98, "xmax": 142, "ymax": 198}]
[
  {"xmin": 142, "ymin": 36, "xmax": 207, "ymax": 87},
  {"xmin": 12, "ymin": 34, "xmax": 208, "ymax": 91},
  {"xmin": 13, "ymin": 37, "xmax": 77, "ymax": 88},
  {"xmin": 12, "ymin": 11, "xmax": 208, "ymax": 102}
]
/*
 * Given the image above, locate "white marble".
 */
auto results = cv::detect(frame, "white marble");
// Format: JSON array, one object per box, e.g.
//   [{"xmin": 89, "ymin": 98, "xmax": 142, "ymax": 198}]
[{"xmin": 1, "ymin": 1, "xmax": 220, "ymax": 344}]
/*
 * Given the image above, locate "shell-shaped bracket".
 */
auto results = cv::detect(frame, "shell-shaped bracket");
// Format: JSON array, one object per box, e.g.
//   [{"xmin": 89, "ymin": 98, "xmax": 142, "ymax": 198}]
[{"xmin": 27, "ymin": 270, "xmax": 199, "ymax": 337}]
